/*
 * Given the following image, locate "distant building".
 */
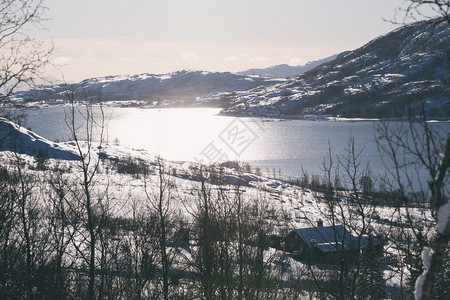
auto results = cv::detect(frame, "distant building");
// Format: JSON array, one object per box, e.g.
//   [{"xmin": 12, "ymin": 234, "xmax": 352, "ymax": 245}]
[{"xmin": 284, "ymin": 220, "xmax": 383, "ymax": 263}]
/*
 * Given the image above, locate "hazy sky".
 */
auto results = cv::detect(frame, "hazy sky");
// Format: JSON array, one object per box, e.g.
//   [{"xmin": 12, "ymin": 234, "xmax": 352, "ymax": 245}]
[{"xmin": 36, "ymin": 0, "xmax": 408, "ymax": 81}]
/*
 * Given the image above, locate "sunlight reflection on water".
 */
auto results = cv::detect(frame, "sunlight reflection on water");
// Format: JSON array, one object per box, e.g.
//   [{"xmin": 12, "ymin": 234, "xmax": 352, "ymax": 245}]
[{"xmin": 108, "ymin": 107, "xmax": 233, "ymax": 161}]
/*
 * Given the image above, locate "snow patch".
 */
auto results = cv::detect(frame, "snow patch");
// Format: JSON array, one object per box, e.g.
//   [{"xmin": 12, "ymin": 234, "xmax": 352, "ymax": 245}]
[
  {"xmin": 437, "ymin": 200, "xmax": 450, "ymax": 234},
  {"xmin": 414, "ymin": 247, "xmax": 431, "ymax": 300}
]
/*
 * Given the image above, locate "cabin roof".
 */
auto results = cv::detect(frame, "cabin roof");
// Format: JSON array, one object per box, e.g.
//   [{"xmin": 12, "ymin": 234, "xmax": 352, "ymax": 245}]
[
  {"xmin": 292, "ymin": 225, "xmax": 353, "ymax": 252},
  {"xmin": 290, "ymin": 225, "xmax": 381, "ymax": 253}
]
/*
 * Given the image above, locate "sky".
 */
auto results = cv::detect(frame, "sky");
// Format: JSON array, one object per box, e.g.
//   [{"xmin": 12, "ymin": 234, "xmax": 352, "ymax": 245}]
[{"xmin": 34, "ymin": 0, "xmax": 409, "ymax": 82}]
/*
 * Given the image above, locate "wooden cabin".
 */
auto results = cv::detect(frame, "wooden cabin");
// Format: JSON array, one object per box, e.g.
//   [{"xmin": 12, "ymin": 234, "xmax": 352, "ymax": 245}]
[{"xmin": 285, "ymin": 220, "xmax": 383, "ymax": 264}]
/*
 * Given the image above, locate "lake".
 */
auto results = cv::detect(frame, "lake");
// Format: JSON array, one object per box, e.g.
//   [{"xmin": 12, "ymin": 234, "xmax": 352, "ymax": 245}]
[{"xmin": 13, "ymin": 106, "xmax": 446, "ymax": 184}]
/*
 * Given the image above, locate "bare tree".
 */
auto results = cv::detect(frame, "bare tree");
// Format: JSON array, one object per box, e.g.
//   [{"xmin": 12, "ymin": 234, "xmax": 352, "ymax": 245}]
[
  {"xmin": 117, "ymin": 197, "xmax": 159, "ymax": 299},
  {"xmin": 64, "ymin": 88, "xmax": 107, "ymax": 300},
  {"xmin": 183, "ymin": 163, "xmax": 298, "ymax": 299},
  {"xmin": 187, "ymin": 165, "xmax": 218, "ymax": 299},
  {"xmin": 376, "ymin": 118, "xmax": 449, "ymax": 300},
  {"xmin": 0, "ymin": 165, "xmax": 16, "ymax": 299},
  {"xmin": 0, "ymin": 0, "xmax": 53, "ymax": 102},
  {"xmin": 44, "ymin": 164, "xmax": 74, "ymax": 299},
  {"xmin": 384, "ymin": 2, "xmax": 450, "ymax": 298},
  {"xmin": 300, "ymin": 139, "xmax": 389, "ymax": 299},
  {"xmin": 0, "ymin": 123, "xmax": 53, "ymax": 298},
  {"xmin": 396, "ymin": 0, "xmax": 450, "ymax": 24},
  {"xmin": 144, "ymin": 156, "xmax": 178, "ymax": 300}
]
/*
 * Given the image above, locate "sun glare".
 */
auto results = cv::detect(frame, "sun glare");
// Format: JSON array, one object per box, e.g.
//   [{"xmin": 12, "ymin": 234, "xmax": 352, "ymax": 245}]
[{"xmin": 108, "ymin": 107, "xmax": 233, "ymax": 161}]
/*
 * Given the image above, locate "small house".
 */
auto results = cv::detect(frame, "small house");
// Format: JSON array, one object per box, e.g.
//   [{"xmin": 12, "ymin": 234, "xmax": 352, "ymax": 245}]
[{"xmin": 284, "ymin": 220, "xmax": 383, "ymax": 264}]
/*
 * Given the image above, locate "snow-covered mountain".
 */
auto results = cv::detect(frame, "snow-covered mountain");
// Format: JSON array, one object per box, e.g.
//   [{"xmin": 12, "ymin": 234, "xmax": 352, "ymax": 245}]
[
  {"xmin": 222, "ymin": 18, "xmax": 449, "ymax": 119},
  {"xmin": 237, "ymin": 54, "xmax": 338, "ymax": 78},
  {"xmin": 10, "ymin": 70, "xmax": 283, "ymax": 107}
]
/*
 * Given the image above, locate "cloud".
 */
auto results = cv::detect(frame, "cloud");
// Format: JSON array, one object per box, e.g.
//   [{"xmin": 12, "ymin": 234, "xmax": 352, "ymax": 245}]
[
  {"xmin": 117, "ymin": 55, "xmax": 145, "ymax": 63},
  {"xmin": 224, "ymin": 53, "xmax": 268, "ymax": 63},
  {"xmin": 288, "ymin": 56, "xmax": 303, "ymax": 65},
  {"xmin": 52, "ymin": 57, "xmax": 73, "ymax": 65},
  {"xmin": 224, "ymin": 53, "xmax": 249, "ymax": 62},
  {"xmin": 278, "ymin": 54, "xmax": 303, "ymax": 66},
  {"xmin": 182, "ymin": 52, "xmax": 200, "ymax": 62},
  {"xmin": 224, "ymin": 55, "xmax": 240, "ymax": 61},
  {"xmin": 249, "ymin": 55, "xmax": 268, "ymax": 62}
]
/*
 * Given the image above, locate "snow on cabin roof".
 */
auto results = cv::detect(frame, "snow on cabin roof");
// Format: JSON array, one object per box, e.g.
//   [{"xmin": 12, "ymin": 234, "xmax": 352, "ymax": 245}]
[
  {"xmin": 314, "ymin": 241, "xmax": 346, "ymax": 253},
  {"xmin": 291, "ymin": 225, "xmax": 382, "ymax": 253},
  {"xmin": 292, "ymin": 225, "xmax": 356, "ymax": 253}
]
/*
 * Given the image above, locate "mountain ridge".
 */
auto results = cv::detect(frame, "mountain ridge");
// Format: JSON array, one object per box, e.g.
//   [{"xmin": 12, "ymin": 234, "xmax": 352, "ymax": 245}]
[
  {"xmin": 237, "ymin": 54, "xmax": 338, "ymax": 78},
  {"xmin": 9, "ymin": 70, "xmax": 285, "ymax": 108}
]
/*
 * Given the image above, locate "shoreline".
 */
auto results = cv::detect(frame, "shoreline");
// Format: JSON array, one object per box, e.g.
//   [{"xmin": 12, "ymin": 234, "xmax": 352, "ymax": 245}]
[
  {"xmin": 3, "ymin": 101, "xmax": 449, "ymax": 123},
  {"xmin": 217, "ymin": 110, "xmax": 450, "ymax": 123}
]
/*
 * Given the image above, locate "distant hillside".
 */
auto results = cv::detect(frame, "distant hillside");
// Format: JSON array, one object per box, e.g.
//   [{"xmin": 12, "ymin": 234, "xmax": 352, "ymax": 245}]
[
  {"xmin": 10, "ymin": 70, "xmax": 284, "ymax": 107},
  {"xmin": 222, "ymin": 18, "xmax": 450, "ymax": 119},
  {"xmin": 237, "ymin": 54, "xmax": 338, "ymax": 78}
]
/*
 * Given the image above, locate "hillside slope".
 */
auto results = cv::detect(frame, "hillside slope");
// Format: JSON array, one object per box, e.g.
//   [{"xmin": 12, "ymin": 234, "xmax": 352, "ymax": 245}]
[
  {"xmin": 222, "ymin": 18, "xmax": 449, "ymax": 119},
  {"xmin": 0, "ymin": 118, "xmax": 78, "ymax": 160}
]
